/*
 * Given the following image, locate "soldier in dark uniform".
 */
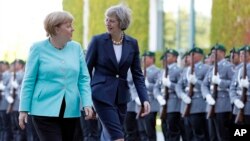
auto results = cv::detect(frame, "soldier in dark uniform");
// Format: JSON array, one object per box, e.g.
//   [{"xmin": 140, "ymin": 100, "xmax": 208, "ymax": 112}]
[
  {"xmin": 176, "ymin": 47, "xmax": 209, "ymax": 141},
  {"xmin": 136, "ymin": 51, "xmax": 162, "ymax": 141},
  {"xmin": 202, "ymin": 44, "xmax": 234, "ymax": 141},
  {"xmin": 155, "ymin": 49, "xmax": 182, "ymax": 141},
  {"xmin": 0, "ymin": 61, "xmax": 12, "ymax": 141},
  {"xmin": 7, "ymin": 59, "xmax": 26, "ymax": 141}
]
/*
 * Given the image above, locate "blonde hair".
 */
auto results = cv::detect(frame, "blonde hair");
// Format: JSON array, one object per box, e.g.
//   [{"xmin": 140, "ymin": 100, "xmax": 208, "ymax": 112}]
[
  {"xmin": 44, "ymin": 11, "xmax": 74, "ymax": 37},
  {"xmin": 105, "ymin": 4, "xmax": 131, "ymax": 31}
]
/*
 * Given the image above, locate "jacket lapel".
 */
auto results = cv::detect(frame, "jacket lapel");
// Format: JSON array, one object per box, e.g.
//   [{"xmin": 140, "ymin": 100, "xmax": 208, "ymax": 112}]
[{"xmin": 119, "ymin": 35, "xmax": 131, "ymax": 68}]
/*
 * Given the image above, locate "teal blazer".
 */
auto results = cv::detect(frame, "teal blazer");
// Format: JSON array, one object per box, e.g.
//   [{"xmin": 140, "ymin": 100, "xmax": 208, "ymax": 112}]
[{"xmin": 19, "ymin": 39, "xmax": 92, "ymax": 117}]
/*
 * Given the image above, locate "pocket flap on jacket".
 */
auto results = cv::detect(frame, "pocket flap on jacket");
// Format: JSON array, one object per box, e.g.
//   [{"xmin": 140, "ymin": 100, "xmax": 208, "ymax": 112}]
[{"xmin": 91, "ymin": 76, "xmax": 106, "ymax": 86}]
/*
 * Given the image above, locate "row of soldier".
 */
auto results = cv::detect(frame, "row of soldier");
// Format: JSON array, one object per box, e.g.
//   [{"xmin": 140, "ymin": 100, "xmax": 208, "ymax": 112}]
[
  {"xmin": 1, "ymin": 43, "xmax": 249, "ymax": 141},
  {"xmin": 124, "ymin": 44, "xmax": 250, "ymax": 141},
  {"xmin": 0, "ymin": 60, "xmax": 102, "ymax": 141}
]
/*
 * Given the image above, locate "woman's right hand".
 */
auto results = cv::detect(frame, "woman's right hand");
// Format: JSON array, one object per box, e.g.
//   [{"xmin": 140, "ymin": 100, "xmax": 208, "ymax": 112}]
[
  {"xmin": 141, "ymin": 101, "xmax": 151, "ymax": 117},
  {"xmin": 19, "ymin": 111, "xmax": 28, "ymax": 130}
]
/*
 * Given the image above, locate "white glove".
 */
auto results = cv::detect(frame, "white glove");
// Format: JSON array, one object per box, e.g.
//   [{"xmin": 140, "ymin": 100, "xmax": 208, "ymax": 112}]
[
  {"xmin": 145, "ymin": 78, "xmax": 150, "ymax": 88},
  {"xmin": 0, "ymin": 82, "xmax": 5, "ymax": 90},
  {"xmin": 239, "ymin": 77, "xmax": 249, "ymax": 89},
  {"xmin": 187, "ymin": 74, "xmax": 197, "ymax": 84},
  {"xmin": 6, "ymin": 95, "xmax": 14, "ymax": 104},
  {"xmin": 212, "ymin": 74, "xmax": 221, "ymax": 85},
  {"xmin": 181, "ymin": 94, "xmax": 191, "ymax": 104},
  {"xmin": 205, "ymin": 94, "xmax": 215, "ymax": 105},
  {"xmin": 135, "ymin": 97, "xmax": 141, "ymax": 106},
  {"xmin": 11, "ymin": 80, "xmax": 19, "ymax": 89},
  {"xmin": 162, "ymin": 77, "xmax": 171, "ymax": 88},
  {"xmin": 234, "ymin": 99, "xmax": 244, "ymax": 109},
  {"xmin": 156, "ymin": 95, "xmax": 166, "ymax": 106}
]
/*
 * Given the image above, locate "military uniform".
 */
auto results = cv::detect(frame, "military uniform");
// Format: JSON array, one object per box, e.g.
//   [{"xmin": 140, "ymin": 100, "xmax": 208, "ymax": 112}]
[
  {"xmin": 176, "ymin": 47, "xmax": 209, "ymax": 141},
  {"xmin": 154, "ymin": 49, "xmax": 182, "ymax": 141},
  {"xmin": 0, "ymin": 62, "xmax": 12, "ymax": 141},
  {"xmin": 7, "ymin": 67, "xmax": 27, "ymax": 141},
  {"xmin": 230, "ymin": 46, "xmax": 250, "ymax": 125},
  {"xmin": 137, "ymin": 51, "xmax": 161, "ymax": 141},
  {"xmin": 124, "ymin": 69, "xmax": 140, "ymax": 141},
  {"xmin": 202, "ymin": 44, "xmax": 234, "ymax": 141}
]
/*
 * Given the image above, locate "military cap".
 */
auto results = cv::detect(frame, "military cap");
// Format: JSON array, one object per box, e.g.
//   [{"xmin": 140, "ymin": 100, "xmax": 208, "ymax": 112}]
[
  {"xmin": 230, "ymin": 48, "xmax": 236, "ymax": 53},
  {"xmin": 213, "ymin": 44, "xmax": 226, "ymax": 52},
  {"xmin": 2, "ymin": 61, "xmax": 9, "ymax": 65},
  {"xmin": 160, "ymin": 53, "xmax": 165, "ymax": 60},
  {"xmin": 188, "ymin": 47, "xmax": 204, "ymax": 55},
  {"xmin": 13, "ymin": 59, "xmax": 25, "ymax": 65},
  {"xmin": 245, "ymin": 45, "xmax": 250, "ymax": 51},
  {"xmin": 238, "ymin": 45, "xmax": 246, "ymax": 52},
  {"xmin": 142, "ymin": 51, "xmax": 155, "ymax": 57},
  {"xmin": 165, "ymin": 49, "xmax": 179, "ymax": 56},
  {"xmin": 181, "ymin": 51, "xmax": 190, "ymax": 59}
]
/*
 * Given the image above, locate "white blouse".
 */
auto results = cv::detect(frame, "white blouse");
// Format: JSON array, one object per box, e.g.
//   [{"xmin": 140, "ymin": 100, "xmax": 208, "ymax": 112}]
[{"xmin": 113, "ymin": 44, "xmax": 122, "ymax": 63}]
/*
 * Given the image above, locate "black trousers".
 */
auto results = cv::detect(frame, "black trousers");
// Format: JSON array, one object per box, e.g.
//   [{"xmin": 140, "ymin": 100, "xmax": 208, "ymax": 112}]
[
  {"xmin": 124, "ymin": 112, "xmax": 140, "ymax": 141},
  {"xmin": 137, "ymin": 112, "xmax": 157, "ymax": 141},
  {"xmin": 187, "ymin": 113, "xmax": 209, "ymax": 141},
  {"xmin": 10, "ymin": 111, "xmax": 27, "ymax": 141},
  {"xmin": 80, "ymin": 111, "xmax": 101, "ymax": 141},
  {"xmin": 208, "ymin": 112, "xmax": 231, "ymax": 141},
  {"xmin": 32, "ymin": 98, "xmax": 79, "ymax": 141},
  {"xmin": 0, "ymin": 110, "xmax": 12, "ymax": 141},
  {"xmin": 163, "ymin": 112, "xmax": 181, "ymax": 141},
  {"xmin": 26, "ymin": 115, "xmax": 39, "ymax": 141}
]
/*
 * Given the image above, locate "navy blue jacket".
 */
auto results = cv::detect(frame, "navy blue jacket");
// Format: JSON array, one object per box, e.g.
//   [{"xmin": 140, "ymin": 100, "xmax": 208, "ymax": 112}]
[{"xmin": 86, "ymin": 33, "xmax": 148, "ymax": 105}]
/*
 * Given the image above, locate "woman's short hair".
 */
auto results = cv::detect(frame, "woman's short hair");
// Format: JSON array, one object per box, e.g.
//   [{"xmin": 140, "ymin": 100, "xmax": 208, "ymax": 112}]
[
  {"xmin": 105, "ymin": 4, "xmax": 131, "ymax": 31},
  {"xmin": 44, "ymin": 11, "xmax": 74, "ymax": 37}
]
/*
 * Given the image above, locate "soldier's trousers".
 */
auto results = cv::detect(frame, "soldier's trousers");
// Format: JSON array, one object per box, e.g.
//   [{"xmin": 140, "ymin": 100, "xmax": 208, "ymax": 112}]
[
  {"xmin": 164, "ymin": 112, "xmax": 181, "ymax": 141},
  {"xmin": 80, "ymin": 111, "xmax": 101, "ymax": 141},
  {"xmin": 10, "ymin": 111, "xmax": 27, "ymax": 141},
  {"xmin": 124, "ymin": 112, "xmax": 140, "ymax": 141},
  {"xmin": 0, "ymin": 110, "xmax": 12, "ymax": 141},
  {"xmin": 137, "ymin": 112, "xmax": 157, "ymax": 141},
  {"xmin": 187, "ymin": 113, "xmax": 209, "ymax": 141},
  {"xmin": 26, "ymin": 115, "xmax": 39, "ymax": 141},
  {"xmin": 208, "ymin": 112, "xmax": 231, "ymax": 141}
]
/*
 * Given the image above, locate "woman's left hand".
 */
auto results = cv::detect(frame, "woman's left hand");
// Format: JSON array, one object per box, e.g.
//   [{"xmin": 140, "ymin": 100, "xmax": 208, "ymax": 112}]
[
  {"xmin": 141, "ymin": 101, "xmax": 151, "ymax": 117},
  {"xmin": 84, "ymin": 106, "xmax": 93, "ymax": 120}
]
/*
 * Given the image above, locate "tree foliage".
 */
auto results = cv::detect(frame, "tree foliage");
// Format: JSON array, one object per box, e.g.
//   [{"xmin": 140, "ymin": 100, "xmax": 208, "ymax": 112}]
[
  {"xmin": 211, "ymin": 0, "xmax": 250, "ymax": 50},
  {"xmin": 164, "ymin": 10, "xmax": 210, "ymax": 54},
  {"xmin": 88, "ymin": 0, "xmax": 149, "ymax": 53},
  {"xmin": 63, "ymin": 0, "xmax": 83, "ymax": 45}
]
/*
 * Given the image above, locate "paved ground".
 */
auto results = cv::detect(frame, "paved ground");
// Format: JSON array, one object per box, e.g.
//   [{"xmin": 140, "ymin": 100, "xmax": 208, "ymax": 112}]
[{"xmin": 157, "ymin": 132, "xmax": 164, "ymax": 141}]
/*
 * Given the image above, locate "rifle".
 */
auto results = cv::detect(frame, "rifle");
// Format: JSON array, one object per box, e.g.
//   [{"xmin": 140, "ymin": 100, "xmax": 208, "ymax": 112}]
[
  {"xmin": 235, "ymin": 49, "xmax": 247, "ymax": 123},
  {"xmin": 6, "ymin": 66, "xmax": 17, "ymax": 114},
  {"xmin": 182, "ymin": 51, "xmax": 195, "ymax": 117},
  {"xmin": 207, "ymin": 48, "xmax": 218, "ymax": 119},
  {"xmin": 136, "ymin": 56, "xmax": 146, "ymax": 119},
  {"xmin": 160, "ymin": 60, "xmax": 169, "ymax": 120}
]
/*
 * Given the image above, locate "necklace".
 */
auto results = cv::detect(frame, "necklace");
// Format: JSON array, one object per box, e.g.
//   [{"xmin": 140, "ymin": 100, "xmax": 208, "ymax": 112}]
[{"xmin": 112, "ymin": 33, "xmax": 124, "ymax": 45}]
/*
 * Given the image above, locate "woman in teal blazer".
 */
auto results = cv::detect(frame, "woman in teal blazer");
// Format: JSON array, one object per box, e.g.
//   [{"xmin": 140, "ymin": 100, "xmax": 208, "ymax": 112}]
[{"xmin": 18, "ymin": 11, "xmax": 93, "ymax": 141}]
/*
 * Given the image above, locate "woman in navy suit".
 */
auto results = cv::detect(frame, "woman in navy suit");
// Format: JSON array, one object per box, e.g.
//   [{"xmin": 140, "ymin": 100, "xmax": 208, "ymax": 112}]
[{"xmin": 86, "ymin": 4, "xmax": 150, "ymax": 141}]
